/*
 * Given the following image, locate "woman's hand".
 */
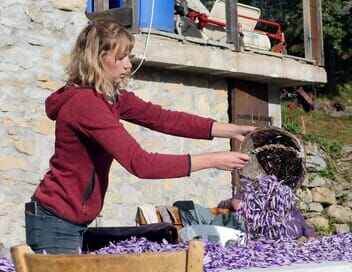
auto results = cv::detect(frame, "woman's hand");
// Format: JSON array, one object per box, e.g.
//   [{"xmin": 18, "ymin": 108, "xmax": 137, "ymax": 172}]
[
  {"xmin": 190, "ymin": 151, "xmax": 250, "ymax": 172},
  {"xmin": 232, "ymin": 124, "xmax": 257, "ymax": 141},
  {"xmin": 211, "ymin": 122, "xmax": 256, "ymax": 141},
  {"xmin": 231, "ymin": 198, "xmax": 241, "ymax": 211},
  {"xmin": 307, "ymin": 236, "xmax": 317, "ymax": 241}
]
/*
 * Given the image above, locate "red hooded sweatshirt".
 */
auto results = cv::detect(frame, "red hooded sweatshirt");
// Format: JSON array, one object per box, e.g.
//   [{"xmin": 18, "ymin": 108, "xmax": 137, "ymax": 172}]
[{"xmin": 33, "ymin": 86, "xmax": 214, "ymax": 224}]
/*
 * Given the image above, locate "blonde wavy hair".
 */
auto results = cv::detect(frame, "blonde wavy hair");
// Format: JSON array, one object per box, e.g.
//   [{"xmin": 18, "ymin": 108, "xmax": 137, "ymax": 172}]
[{"xmin": 66, "ymin": 19, "xmax": 135, "ymax": 102}]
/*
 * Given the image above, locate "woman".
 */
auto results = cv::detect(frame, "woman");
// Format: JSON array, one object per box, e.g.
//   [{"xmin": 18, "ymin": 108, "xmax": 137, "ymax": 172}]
[{"xmin": 25, "ymin": 19, "xmax": 255, "ymax": 254}]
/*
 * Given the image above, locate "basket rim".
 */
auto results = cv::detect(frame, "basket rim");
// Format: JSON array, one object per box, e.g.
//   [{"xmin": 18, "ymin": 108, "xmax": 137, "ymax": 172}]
[{"xmin": 239, "ymin": 126, "xmax": 306, "ymax": 191}]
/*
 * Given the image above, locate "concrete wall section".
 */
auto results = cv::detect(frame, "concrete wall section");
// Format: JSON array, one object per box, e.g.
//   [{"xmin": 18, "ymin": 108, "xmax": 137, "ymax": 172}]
[
  {"xmin": 132, "ymin": 34, "xmax": 327, "ymax": 87},
  {"xmin": 268, "ymin": 84, "xmax": 282, "ymax": 127}
]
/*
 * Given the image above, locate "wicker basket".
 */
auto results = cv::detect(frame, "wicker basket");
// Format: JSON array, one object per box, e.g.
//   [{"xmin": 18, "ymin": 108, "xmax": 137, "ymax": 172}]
[{"xmin": 239, "ymin": 126, "xmax": 306, "ymax": 191}]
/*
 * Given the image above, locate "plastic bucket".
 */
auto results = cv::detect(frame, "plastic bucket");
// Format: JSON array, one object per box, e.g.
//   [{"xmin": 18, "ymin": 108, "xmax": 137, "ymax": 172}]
[{"xmin": 138, "ymin": 0, "xmax": 174, "ymax": 32}]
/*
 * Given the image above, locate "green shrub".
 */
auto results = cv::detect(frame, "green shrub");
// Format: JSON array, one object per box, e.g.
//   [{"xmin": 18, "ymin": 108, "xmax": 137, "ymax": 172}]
[
  {"xmin": 313, "ymin": 219, "xmax": 337, "ymax": 236},
  {"xmin": 303, "ymin": 134, "xmax": 342, "ymax": 159},
  {"xmin": 318, "ymin": 163, "xmax": 337, "ymax": 180},
  {"xmin": 282, "ymin": 121, "xmax": 301, "ymax": 135},
  {"xmin": 347, "ymin": 221, "xmax": 352, "ymax": 232},
  {"xmin": 340, "ymin": 193, "xmax": 350, "ymax": 203},
  {"xmin": 313, "ymin": 224, "xmax": 335, "ymax": 236}
]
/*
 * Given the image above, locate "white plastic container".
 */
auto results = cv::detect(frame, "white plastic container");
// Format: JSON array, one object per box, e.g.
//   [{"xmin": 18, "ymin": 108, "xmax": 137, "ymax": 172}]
[
  {"xmin": 179, "ymin": 225, "xmax": 247, "ymax": 247},
  {"xmin": 209, "ymin": 0, "xmax": 261, "ymax": 31}
]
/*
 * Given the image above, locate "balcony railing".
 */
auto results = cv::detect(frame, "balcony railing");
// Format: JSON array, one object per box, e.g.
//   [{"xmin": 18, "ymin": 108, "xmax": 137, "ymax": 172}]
[{"xmin": 86, "ymin": 0, "xmax": 324, "ymax": 66}]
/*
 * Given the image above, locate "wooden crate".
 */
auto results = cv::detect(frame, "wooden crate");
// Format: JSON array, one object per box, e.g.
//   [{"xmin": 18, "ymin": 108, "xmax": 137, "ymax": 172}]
[{"xmin": 137, "ymin": 206, "xmax": 230, "ymax": 232}]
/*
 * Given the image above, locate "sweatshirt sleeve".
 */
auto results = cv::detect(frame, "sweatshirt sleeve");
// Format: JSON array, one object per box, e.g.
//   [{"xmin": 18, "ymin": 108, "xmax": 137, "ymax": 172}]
[
  {"xmin": 118, "ymin": 90, "xmax": 215, "ymax": 140},
  {"xmin": 216, "ymin": 198, "xmax": 234, "ymax": 210},
  {"xmin": 69, "ymin": 93, "xmax": 191, "ymax": 179}
]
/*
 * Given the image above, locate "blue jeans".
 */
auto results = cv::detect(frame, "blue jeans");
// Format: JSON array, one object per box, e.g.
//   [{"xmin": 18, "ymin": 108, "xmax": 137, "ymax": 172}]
[{"xmin": 25, "ymin": 203, "xmax": 87, "ymax": 254}]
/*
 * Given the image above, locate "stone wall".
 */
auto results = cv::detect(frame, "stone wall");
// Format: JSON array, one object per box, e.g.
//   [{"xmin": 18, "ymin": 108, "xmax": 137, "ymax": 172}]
[
  {"xmin": 0, "ymin": 0, "xmax": 88, "ymax": 256},
  {"xmin": 0, "ymin": 1, "xmax": 233, "ymax": 256},
  {"xmin": 297, "ymin": 143, "xmax": 352, "ymax": 234}
]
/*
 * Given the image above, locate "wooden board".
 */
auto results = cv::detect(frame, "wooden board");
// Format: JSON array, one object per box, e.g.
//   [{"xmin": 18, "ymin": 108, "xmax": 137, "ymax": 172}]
[{"xmin": 229, "ymin": 79, "xmax": 270, "ymax": 188}]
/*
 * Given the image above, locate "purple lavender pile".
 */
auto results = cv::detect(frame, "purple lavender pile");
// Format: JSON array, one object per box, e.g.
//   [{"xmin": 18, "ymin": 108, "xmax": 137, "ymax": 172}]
[
  {"xmin": 0, "ymin": 257, "xmax": 15, "ymax": 272},
  {"xmin": 3, "ymin": 234, "xmax": 352, "ymax": 272},
  {"xmin": 91, "ymin": 236, "xmax": 188, "ymax": 255},
  {"xmin": 237, "ymin": 175, "xmax": 296, "ymax": 239},
  {"xmin": 94, "ymin": 234, "xmax": 352, "ymax": 271},
  {"xmin": 204, "ymin": 233, "xmax": 352, "ymax": 270}
]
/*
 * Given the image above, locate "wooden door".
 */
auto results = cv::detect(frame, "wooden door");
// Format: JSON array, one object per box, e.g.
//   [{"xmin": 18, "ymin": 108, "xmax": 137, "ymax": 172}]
[{"xmin": 229, "ymin": 79, "xmax": 272, "ymax": 188}]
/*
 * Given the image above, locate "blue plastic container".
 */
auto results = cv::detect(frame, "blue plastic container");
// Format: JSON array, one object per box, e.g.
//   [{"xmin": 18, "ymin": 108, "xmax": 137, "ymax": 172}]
[
  {"xmin": 86, "ymin": 0, "xmax": 124, "ymax": 12},
  {"xmin": 86, "ymin": 0, "xmax": 93, "ymax": 13},
  {"xmin": 138, "ymin": 0, "xmax": 174, "ymax": 33},
  {"xmin": 86, "ymin": 0, "xmax": 174, "ymax": 33}
]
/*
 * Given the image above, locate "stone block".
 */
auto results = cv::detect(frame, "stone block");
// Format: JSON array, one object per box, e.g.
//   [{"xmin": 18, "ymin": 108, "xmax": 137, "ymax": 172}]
[
  {"xmin": 308, "ymin": 202, "xmax": 324, "ymax": 212},
  {"xmin": 0, "ymin": 155, "xmax": 29, "ymax": 171},
  {"xmin": 311, "ymin": 187, "xmax": 336, "ymax": 205},
  {"xmin": 325, "ymin": 205, "xmax": 352, "ymax": 224},
  {"xmin": 335, "ymin": 223, "xmax": 350, "ymax": 234},
  {"xmin": 304, "ymin": 142, "xmax": 319, "ymax": 155},
  {"xmin": 8, "ymin": 116, "xmax": 30, "ymax": 127},
  {"xmin": 37, "ymin": 79, "xmax": 63, "ymax": 91},
  {"xmin": 3, "ymin": 118, "xmax": 15, "ymax": 128},
  {"xmin": 307, "ymin": 175, "xmax": 327, "ymax": 187},
  {"xmin": 340, "ymin": 144, "xmax": 352, "ymax": 160},
  {"xmin": 307, "ymin": 216, "xmax": 329, "ymax": 229},
  {"xmin": 15, "ymin": 141, "xmax": 35, "ymax": 155},
  {"xmin": 52, "ymin": 0, "xmax": 86, "ymax": 11},
  {"xmin": 0, "ymin": 138, "xmax": 13, "ymax": 148},
  {"xmin": 296, "ymin": 188, "xmax": 313, "ymax": 203},
  {"xmin": 298, "ymin": 201, "xmax": 308, "ymax": 211},
  {"xmin": 306, "ymin": 155, "xmax": 327, "ymax": 172},
  {"xmin": 32, "ymin": 116, "xmax": 55, "ymax": 135}
]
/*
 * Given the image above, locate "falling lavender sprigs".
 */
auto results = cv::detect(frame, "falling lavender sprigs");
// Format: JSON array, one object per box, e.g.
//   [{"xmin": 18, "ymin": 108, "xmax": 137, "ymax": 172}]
[{"xmin": 237, "ymin": 175, "xmax": 296, "ymax": 240}]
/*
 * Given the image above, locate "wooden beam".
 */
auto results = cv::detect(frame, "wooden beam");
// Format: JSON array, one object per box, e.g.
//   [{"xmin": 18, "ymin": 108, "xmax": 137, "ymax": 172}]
[
  {"xmin": 310, "ymin": 0, "xmax": 324, "ymax": 66},
  {"xmin": 125, "ymin": 0, "xmax": 139, "ymax": 33},
  {"xmin": 94, "ymin": 0, "xmax": 109, "ymax": 12},
  {"xmin": 86, "ymin": 7, "xmax": 133, "ymax": 27},
  {"xmin": 225, "ymin": 0, "xmax": 240, "ymax": 51},
  {"xmin": 303, "ymin": 0, "xmax": 324, "ymax": 66},
  {"xmin": 303, "ymin": 0, "xmax": 312, "ymax": 60}
]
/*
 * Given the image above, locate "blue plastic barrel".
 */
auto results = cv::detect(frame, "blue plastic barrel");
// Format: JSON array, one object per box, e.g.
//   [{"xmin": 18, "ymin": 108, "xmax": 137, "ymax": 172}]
[
  {"xmin": 138, "ymin": 0, "xmax": 174, "ymax": 33},
  {"xmin": 86, "ymin": 0, "xmax": 93, "ymax": 13},
  {"xmin": 86, "ymin": 0, "xmax": 174, "ymax": 33},
  {"xmin": 86, "ymin": 0, "xmax": 124, "ymax": 12}
]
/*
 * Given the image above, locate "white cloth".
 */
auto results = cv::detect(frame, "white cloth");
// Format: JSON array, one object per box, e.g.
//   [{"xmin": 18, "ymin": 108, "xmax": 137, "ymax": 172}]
[{"xmin": 138, "ymin": 204, "xmax": 159, "ymax": 224}]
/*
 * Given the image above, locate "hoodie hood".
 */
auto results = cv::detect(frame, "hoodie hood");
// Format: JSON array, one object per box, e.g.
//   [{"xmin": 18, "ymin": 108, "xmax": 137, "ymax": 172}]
[{"xmin": 46, "ymin": 86, "xmax": 90, "ymax": 120}]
